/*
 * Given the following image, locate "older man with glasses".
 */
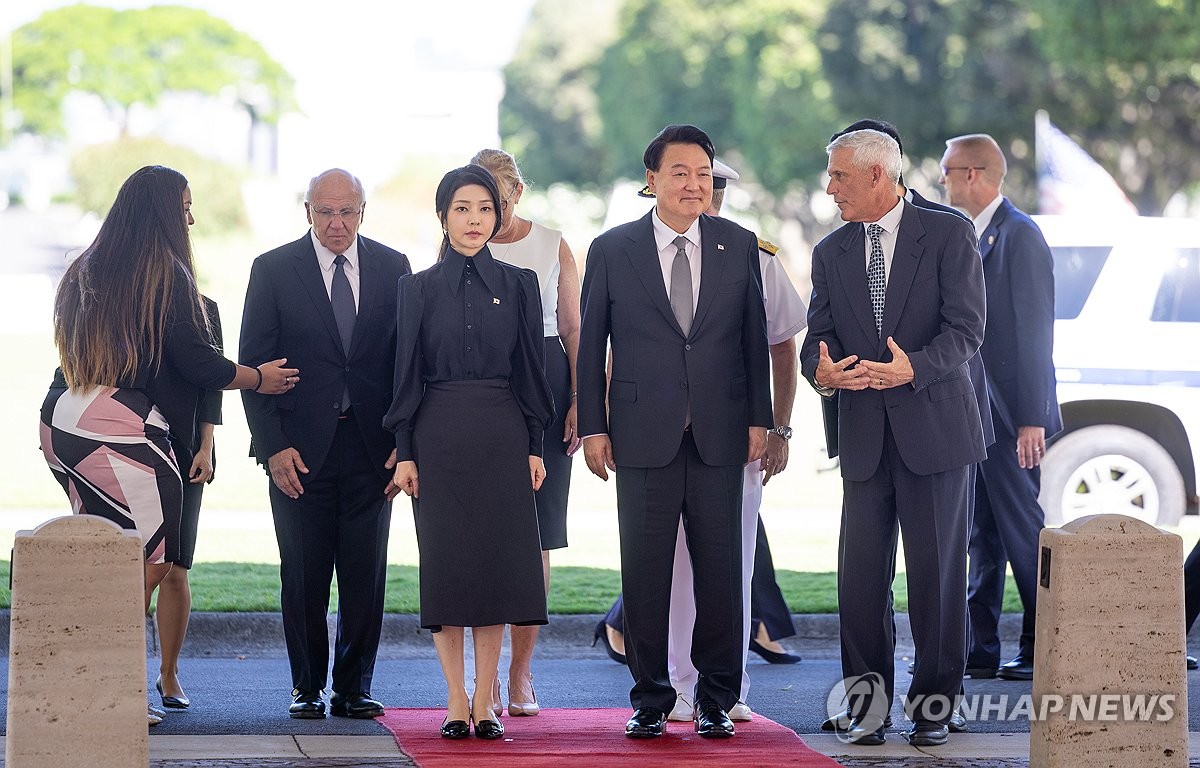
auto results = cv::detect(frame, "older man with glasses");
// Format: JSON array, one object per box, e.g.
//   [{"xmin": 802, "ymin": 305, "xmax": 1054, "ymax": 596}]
[{"xmin": 240, "ymin": 168, "xmax": 411, "ymax": 720}]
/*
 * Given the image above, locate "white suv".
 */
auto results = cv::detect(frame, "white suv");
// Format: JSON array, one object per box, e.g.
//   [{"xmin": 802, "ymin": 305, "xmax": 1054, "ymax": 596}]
[{"xmin": 1035, "ymin": 215, "xmax": 1200, "ymax": 526}]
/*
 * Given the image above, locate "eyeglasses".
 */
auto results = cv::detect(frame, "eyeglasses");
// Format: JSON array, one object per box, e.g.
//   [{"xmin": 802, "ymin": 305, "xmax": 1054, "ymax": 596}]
[
  {"xmin": 311, "ymin": 207, "xmax": 363, "ymax": 221},
  {"xmin": 941, "ymin": 166, "xmax": 986, "ymax": 175}
]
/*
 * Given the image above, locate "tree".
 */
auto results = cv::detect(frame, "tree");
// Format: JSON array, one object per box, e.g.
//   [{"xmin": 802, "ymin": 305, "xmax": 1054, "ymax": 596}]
[
  {"xmin": 10, "ymin": 4, "xmax": 295, "ymax": 138},
  {"xmin": 498, "ymin": 0, "xmax": 621, "ymax": 189},
  {"xmin": 817, "ymin": 0, "xmax": 1050, "ymax": 210},
  {"xmin": 1029, "ymin": 0, "xmax": 1200, "ymax": 213}
]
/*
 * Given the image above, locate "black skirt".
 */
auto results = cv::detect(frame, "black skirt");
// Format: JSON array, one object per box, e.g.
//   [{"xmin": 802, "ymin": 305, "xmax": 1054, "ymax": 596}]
[
  {"xmin": 411, "ymin": 379, "xmax": 547, "ymax": 630},
  {"xmin": 535, "ymin": 337, "xmax": 573, "ymax": 550}
]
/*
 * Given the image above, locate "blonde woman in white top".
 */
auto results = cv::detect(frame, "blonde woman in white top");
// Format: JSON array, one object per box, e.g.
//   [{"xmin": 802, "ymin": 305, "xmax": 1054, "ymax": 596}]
[{"xmin": 470, "ymin": 149, "xmax": 582, "ymax": 716}]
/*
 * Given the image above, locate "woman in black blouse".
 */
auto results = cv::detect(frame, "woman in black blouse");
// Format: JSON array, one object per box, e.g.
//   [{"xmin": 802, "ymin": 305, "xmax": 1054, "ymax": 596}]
[{"xmin": 385, "ymin": 165, "xmax": 553, "ymax": 740}]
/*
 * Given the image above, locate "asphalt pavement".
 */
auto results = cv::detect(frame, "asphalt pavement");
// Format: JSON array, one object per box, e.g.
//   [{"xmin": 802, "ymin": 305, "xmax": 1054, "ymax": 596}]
[{"xmin": 5, "ymin": 611, "xmax": 1200, "ymax": 766}]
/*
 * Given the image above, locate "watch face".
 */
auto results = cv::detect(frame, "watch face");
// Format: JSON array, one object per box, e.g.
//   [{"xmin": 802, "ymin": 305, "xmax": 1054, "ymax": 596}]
[{"xmin": 775, "ymin": 426, "xmax": 793, "ymax": 440}]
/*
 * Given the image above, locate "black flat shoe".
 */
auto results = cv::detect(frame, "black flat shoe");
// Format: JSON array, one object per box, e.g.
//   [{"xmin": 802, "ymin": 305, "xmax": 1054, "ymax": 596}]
[
  {"xmin": 330, "ymin": 692, "xmax": 384, "ymax": 719},
  {"xmin": 155, "ymin": 675, "xmax": 189, "ymax": 709},
  {"xmin": 289, "ymin": 689, "xmax": 327, "ymax": 719},
  {"xmin": 440, "ymin": 717, "xmax": 470, "ymax": 739},
  {"xmin": 592, "ymin": 619, "xmax": 627, "ymax": 665},
  {"xmin": 624, "ymin": 706, "xmax": 665, "ymax": 738},
  {"xmin": 474, "ymin": 716, "xmax": 505, "ymax": 740},
  {"xmin": 693, "ymin": 697, "xmax": 735, "ymax": 738},
  {"xmin": 748, "ymin": 638, "xmax": 801, "ymax": 664}
]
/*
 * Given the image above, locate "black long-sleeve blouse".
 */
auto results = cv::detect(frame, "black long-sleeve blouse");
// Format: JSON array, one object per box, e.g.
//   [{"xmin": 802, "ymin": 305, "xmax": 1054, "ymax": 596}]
[{"xmin": 384, "ymin": 246, "xmax": 554, "ymax": 462}]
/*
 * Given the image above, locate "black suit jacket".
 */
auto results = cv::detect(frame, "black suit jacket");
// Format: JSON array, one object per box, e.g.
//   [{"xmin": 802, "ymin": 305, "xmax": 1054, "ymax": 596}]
[
  {"xmin": 977, "ymin": 198, "xmax": 1062, "ymax": 437},
  {"xmin": 577, "ymin": 211, "xmax": 773, "ymax": 468},
  {"xmin": 801, "ymin": 200, "xmax": 987, "ymax": 480},
  {"xmin": 240, "ymin": 232, "xmax": 411, "ymax": 479}
]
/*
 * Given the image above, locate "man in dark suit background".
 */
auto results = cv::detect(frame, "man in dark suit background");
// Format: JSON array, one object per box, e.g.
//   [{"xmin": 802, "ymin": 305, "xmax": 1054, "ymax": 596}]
[
  {"xmin": 240, "ymin": 169, "xmax": 411, "ymax": 719},
  {"xmin": 801, "ymin": 129, "xmax": 986, "ymax": 746},
  {"xmin": 577, "ymin": 124, "xmax": 773, "ymax": 739},
  {"xmin": 940, "ymin": 134, "xmax": 1061, "ymax": 681}
]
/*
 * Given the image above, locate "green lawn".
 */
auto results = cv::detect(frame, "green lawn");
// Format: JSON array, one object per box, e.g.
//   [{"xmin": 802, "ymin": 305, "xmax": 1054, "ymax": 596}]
[{"xmin": 0, "ymin": 560, "xmax": 1024, "ymax": 614}]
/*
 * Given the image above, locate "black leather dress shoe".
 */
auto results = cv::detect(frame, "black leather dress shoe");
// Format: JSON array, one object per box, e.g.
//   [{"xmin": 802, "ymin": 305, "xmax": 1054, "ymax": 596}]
[
  {"xmin": 965, "ymin": 666, "xmax": 999, "ymax": 679},
  {"xmin": 949, "ymin": 711, "xmax": 968, "ymax": 732},
  {"xmin": 693, "ymin": 697, "xmax": 735, "ymax": 738},
  {"xmin": 997, "ymin": 654, "xmax": 1034, "ymax": 681},
  {"xmin": 474, "ymin": 716, "xmax": 505, "ymax": 740},
  {"xmin": 820, "ymin": 710, "xmax": 891, "ymax": 732},
  {"xmin": 624, "ymin": 707, "xmax": 666, "ymax": 738},
  {"xmin": 289, "ymin": 690, "xmax": 326, "ymax": 719},
  {"xmin": 1188, "ymin": 656, "xmax": 1198, "ymax": 671},
  {"xmin": 440, "ymin": 717, "xmax": 470, "ymax": 739},
  {"xmin": 906, "ymin": 719, "xmax": 949, "ymax": 746},
  {"xmin": 842, "ymin": 715, "xmax": 886, "ymax": 745},
  {"xmin": 330, "ymin": 692, "xmax": 384, "ymax": 718},
  {"xmin": 748, "ymin": 638, "xmax": 801, "ymax": 664}
]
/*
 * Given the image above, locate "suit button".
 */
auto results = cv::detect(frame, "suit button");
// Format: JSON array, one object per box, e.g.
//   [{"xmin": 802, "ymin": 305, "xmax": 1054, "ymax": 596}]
[
  {"xmin": 680, "ymin": 381, "xmax": 688, "ymax": 389},
  {"xmin": 684, "ymin": 344, "xmax": 691, "ymax": 351},
  {"xmin": 333, "ymin": 402, "xmax": 340, "ymax": 409},
  {"xmin": 344, "ymin": 366, "xmax": 350, "ymax": 372}
]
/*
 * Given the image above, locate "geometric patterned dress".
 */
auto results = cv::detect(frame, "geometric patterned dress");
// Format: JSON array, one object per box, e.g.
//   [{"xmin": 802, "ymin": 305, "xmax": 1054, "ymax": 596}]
[{"xmin": 40, "ymin": 382, "xmax": 181, "ymax": 564}]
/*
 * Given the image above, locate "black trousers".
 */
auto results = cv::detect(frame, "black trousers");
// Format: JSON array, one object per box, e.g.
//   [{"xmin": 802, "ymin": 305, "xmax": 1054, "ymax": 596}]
[
  {"xmin": 839, "ymin": 420, "xmax": 968, "ymax": 723},
  {"xmin": 967, "ymin": 420, "xmax": 1043, "ymax": 665},
  {"xmin": 269, "ymin": 412, "xmax": 392, "ymax": 696},
  {"xmin": 615, "ymin": 430, "xmax": 743, "ymax": 712}
]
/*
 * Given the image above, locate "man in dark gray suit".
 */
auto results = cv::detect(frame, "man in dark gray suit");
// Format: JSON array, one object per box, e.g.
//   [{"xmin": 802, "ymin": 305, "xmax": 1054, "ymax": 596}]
[
  {"xmin": 940, "ymin": 133, "xmax": 1061, "ymax": 682},
  {"xmin": 240, "ymin": 169, "xmax": 411, "ymax": 720},
  {"xmin": 577, "ymin": 124, "xmax": 773, "ymax": 740},
  {"xmin": 801, "ymin": 130, "xmax": 986, "ymax": 746}
]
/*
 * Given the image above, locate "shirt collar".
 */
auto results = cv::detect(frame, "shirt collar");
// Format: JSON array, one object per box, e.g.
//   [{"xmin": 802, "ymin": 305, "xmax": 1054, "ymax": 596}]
[
  {"xmin": 865, "ymin": 197, "xmax": 904, "ymax": 236},
  {"xmin": 310, "ymin": 230, "xmax": 359, "ymax": 272},
  {"xmin": 651, "ymin": 208, "xmax": 701, "ymax": 253},
  {"xmin": 973, "ymin": 194, "xmax": 1004, "ymax": 238},
  {"xmin": 441, "ymin": 245, "xmax": 498, "ymax": 297}
]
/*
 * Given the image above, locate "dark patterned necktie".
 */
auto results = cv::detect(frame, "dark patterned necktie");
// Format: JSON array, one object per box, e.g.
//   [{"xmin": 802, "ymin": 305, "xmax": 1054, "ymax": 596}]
[
  {"xmin": 331, "ymin": 254, "xmax": 356, "ymax": 410},
  {"xmin": 670, "ymin": 235, "xmax": 693, "ymax": 336},
  {"xmin": 866, "ymin": 224, "xmax": 885, "ymax": 336}
]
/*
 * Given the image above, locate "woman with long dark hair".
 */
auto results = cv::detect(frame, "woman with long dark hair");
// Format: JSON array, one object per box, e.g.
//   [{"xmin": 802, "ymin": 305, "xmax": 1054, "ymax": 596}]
[
  {"xmin": 385, "ymin": 164, "xmax": 553, "ymax": 740},
  {"xmin": 39, "ymin": 165, "xmax": 296, "ymax": 724}
]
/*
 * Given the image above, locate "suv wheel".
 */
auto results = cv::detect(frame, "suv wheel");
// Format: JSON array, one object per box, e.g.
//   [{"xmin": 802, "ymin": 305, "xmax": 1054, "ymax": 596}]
[{"xmin": 1040, "ymin": 425, "xmax": 1185, "ymax": 527}]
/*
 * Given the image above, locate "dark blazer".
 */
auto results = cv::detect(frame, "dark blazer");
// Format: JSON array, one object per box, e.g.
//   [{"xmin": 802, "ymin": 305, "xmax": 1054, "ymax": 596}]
[
  {"xmin": 801, "ymin": 200, "xmax": 987, "ymax": 480},
  {"xmin": 240, "ymin": 233, "xmax": 411, "ymax": 479},
  {"xmin": 577, "ymin": 211, "xmax": 773, "ymax": 468},
  {"xmin": 977, "ymin": 198, "xmax": 1062, "ymax": 437}
]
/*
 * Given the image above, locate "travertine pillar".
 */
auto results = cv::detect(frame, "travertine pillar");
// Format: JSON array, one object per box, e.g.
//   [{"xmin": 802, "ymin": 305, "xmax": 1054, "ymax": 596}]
[
  {"xmin": 1031, "ymin": 514, "xmax": 1187, "ymax": 768},
  {"xmin": 6, "ymin": 516, "xmax": 148, "ymax": 767}
]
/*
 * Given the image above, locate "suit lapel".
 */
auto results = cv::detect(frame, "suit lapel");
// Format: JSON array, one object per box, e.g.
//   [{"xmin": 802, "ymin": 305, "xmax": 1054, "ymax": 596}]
[
  {"xmin": 623, "ymin": 212, "xmax": 683, "ymax": 334},
  {"xmin": 979, "ymin": 198, "xmax": 1011, "ymax": 261},
  {"xmin": 291, "ymin": 234, "xmax": 344, "ymax": 355},
  {"xmin": 880, "ymin": 201, "xmax": 924, "ymax": 343},
  {"xmin": 349, "ymin": 236, "xmax": 377, "ymax": 358},
  {"xmin": 690, "ymin": 215, "xmax": 724, "ymax": 334},
  {"xmin": 831, "ymin": 224, "xmax": 878, "ymax": 342}
]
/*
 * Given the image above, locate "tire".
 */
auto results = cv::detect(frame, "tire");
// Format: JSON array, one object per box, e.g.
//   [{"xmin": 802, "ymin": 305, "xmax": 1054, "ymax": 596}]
[{"xmin": 1039, "ymin": 425, "xmax": 1186, "ymax": 528}]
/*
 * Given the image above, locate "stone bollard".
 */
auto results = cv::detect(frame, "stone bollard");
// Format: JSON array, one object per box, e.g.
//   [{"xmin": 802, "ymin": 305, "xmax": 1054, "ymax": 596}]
[
  {"xmin": 5, "ymin": 516, "xmax": 148, "ymax": 767},
  {"xmin": 1030, "ymin": 514, "xmax": 1187, "ymax": 768}
]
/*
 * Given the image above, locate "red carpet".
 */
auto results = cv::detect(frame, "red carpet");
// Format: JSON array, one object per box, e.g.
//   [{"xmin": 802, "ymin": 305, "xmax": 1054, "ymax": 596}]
[{"xmin": 379, "ymin": 707, "xmax": 840, "ymax": 767}]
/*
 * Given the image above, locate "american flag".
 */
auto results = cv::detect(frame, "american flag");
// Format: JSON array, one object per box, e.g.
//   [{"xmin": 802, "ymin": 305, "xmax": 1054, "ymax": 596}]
[{"xmin": 1035, "ymin": 111, "xmax": 1136, "ymax": 216}]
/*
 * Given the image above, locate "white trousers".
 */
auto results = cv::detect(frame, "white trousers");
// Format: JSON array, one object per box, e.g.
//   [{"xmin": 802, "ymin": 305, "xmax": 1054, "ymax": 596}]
[{"xmin": 667, "ymin": 461, "xmax": 762, "ymax": 704}]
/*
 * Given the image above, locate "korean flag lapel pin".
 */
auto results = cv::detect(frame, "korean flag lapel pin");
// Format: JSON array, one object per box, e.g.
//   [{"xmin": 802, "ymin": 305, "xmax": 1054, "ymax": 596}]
[
  {"xmin": 493, "ymin": 297, "xmax": 501, "ymax": 304},
  {"xmin": 717, "ymin": 243, "xmax": 725, "ymax": 251}
]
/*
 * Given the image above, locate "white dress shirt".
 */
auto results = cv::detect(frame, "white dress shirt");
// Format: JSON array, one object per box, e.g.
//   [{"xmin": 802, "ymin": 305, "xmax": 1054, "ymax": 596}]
[
  {"xmin": 310, "ymin": 230, "xmax": 360, "ymax": 309},
  {"xmin": 863, "ymin": 198, "xmax": 905, "ymax": 284},
  {"xmin": 972, "ymin": 194, "xmax": 1005, "ymax": 239}
]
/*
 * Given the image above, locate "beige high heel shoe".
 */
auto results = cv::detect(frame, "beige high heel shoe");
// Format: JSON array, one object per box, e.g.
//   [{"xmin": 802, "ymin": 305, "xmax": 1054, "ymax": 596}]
[
  {"xmin": 473, "ymin": 676, "xmax": 503, "ymax": 718},
  {"xmin": 507, "ymin": 673, "xmax": 540, "ymax": 716}
]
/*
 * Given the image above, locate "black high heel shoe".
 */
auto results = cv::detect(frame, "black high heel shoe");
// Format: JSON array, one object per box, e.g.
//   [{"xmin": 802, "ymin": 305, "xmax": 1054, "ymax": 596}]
[
  {"xmin": 155, "ymin": 675, "xmax": 190, "ymax": 709},
  {"xmin": 591, "ymin": 619, "xmax": 627, "ymax": 665}
]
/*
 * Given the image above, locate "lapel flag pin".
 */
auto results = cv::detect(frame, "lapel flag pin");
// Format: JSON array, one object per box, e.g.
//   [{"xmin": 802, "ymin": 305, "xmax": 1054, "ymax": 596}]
[
  {"xmin": 988, "ymin": 235, "xmax": 995, "ymax": 245},
  {"xmin": 717, "ymin": 244, "xmax": 725, "ymax": 250},
  {"xmin": 493, "ymin": 298, "xmax": 501, "ymax": 304}
]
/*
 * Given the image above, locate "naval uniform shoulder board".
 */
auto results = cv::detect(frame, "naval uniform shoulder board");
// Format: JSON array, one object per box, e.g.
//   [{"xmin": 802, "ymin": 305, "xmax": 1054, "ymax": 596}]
[{"xmin": 757, "ymin": 237, "xmax": 780, "ymax": 256}]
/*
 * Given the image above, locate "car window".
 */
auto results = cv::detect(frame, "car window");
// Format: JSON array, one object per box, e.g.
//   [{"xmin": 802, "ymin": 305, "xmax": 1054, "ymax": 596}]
[
  {"xmin": 1052, "ymin": 246, "xmax": 1112, "ymax": 319},
  {"xmin": 1151, "ymin": 248, "xmax": 1200, "ymax": 323}
]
